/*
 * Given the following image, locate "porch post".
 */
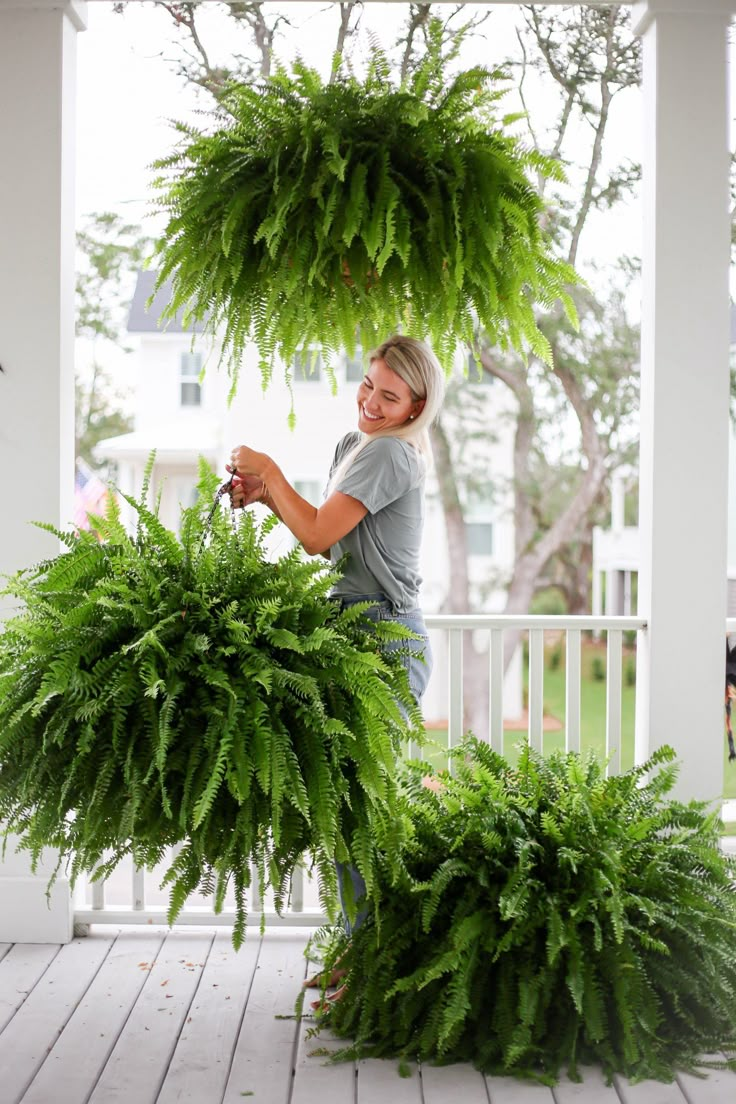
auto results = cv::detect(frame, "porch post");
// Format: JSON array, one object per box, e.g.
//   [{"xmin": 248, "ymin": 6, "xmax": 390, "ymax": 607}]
[
  {"xmin": 632, "ymin": 0, "xmax": 734, "ymax": 803},
  {"xmin": 0, "ymin": 0, "xmax": 87, "ymax": 941}
]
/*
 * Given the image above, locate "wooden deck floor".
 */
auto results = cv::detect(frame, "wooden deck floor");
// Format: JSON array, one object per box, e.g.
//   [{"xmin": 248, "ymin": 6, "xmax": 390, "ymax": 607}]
[{"xmin": 0, "ymin": 928, "xmax": 735, "ymax": 1104}]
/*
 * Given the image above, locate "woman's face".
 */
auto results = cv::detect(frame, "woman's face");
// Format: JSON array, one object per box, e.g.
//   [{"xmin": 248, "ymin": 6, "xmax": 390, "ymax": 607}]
[{"xmin": 356, "ymin": 357, "xmax": 424, "ymax": 435}]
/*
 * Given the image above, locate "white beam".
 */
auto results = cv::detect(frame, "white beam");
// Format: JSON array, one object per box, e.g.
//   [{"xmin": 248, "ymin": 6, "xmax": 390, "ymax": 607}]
[
  {"xmin": 633, "ymin": 0, "xmax": 732, "ymax": 804},
  {"xmin": 0, "ymin": 0, "xmax": 86, "ymax": 943},
  {"xmin": 1, "ymin": 0, "xmax": 630, "ymax": 6}
]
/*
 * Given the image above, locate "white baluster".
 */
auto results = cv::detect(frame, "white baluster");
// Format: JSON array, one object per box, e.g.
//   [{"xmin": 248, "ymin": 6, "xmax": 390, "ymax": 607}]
[
  {"xmin": 488, "ymin": 628, "xmax": 504, "ymax": 753},
  {"xmin": 527, "ymin": 630, "xmax": 544, "ymax": 753},
  {"xmin": 132, "ymin": 865, "xmax": 145, "ymax": 912},
  {"xmin": 606, "ymin": 629, "xmax": 623, "ymax": 776},
  {"xmin": 290, "ymin": 864, "xmax": 304, "ymax": 913},
  {"xmin": 447, "ymin": 628, "xmax": 464, "ymax": 767},
  {"xmin": 565, "ymin": 629, "xmax": 582, "ymax": 753}
]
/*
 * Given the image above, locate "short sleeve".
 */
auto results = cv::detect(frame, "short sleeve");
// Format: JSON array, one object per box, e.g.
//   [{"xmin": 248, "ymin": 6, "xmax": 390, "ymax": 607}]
[{"xmin": 335, "ymin": 438, "xmax": 420, "ymax": 514}]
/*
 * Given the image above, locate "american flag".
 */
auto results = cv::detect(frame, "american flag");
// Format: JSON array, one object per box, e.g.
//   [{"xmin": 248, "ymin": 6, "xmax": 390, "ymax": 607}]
[{"xmin": 74, "ymin": 458, "xmax": 109, "ymax": 530}]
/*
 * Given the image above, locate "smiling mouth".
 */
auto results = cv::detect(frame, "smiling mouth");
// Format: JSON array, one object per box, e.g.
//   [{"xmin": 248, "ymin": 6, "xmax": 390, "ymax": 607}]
[{"xmin": 361, "ymin": 405, "xmax": 382, "ymax": 422}]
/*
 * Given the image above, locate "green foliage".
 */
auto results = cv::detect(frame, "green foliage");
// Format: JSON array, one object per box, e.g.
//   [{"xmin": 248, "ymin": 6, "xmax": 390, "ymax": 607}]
[
  {"xmin": 547, "ymin": 642, "xmax": 562, "ymax": 672},
  {"xmin": 151, "ymin": 23, "xmax": 578, "ymax": 391},
  {"xmin": 0, "ymin": 464, "xmax": 422, "ymax": 948},
  {"xmin": 319, "ymin": 740, "xmax": 736, "ymax": 1083},
  {"xmin": 591, "ymin": 655, "xmax": 606, "ymax": 682}
]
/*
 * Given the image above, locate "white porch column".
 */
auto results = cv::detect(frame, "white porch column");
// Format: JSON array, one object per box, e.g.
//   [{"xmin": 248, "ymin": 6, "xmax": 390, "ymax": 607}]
[
  {"xmin": 633, "ymin": 0, "xmax": 735, "ymax": 803},
  {"xmin": 0, "ymin": 0, "xmax": 87, "ymax": 941}
]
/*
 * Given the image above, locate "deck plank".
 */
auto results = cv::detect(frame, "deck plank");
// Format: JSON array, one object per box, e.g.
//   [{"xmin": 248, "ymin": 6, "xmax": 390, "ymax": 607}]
[
  {"xmin": 553, "ymin": 1066, "xmax": 622, "ymax": 1102},
  {"xmin": 422, "ymin": 1062, "xmax": 490, "ymax": 1103},
  {"xmin": 357, "ymin": 1057, "xmax": 422, "ymax": 1103},
  {"xmin": 222, "ymin": 929, "xmax": 309, "ymax": 1104},
  {"xmin": 21, "ymin": 930, "xmax": 165, "ymax": 1104},
  {"xmin": 0, "ymin": 934, "xmax": 113, "ymax": 1104},
  {"xmin": 291, "ymin": 1019, "xmax": 356, "ymax": 1104},
  {"xmin": 157, "ymin": 928, "xmax": 261, "ymax": 1104},
  {"xmin": 613, "ymin": 1073, "xmax": 688, "ymax": 1103},
  {"xmin": 87, "ymin": 930, "xmax": 215, "ymax": 1104},
  {"xmin": 676, "ymin": 1054, "xmax": 736, "ymax": 1103},
  {"xmin": 0, "ymin": 944, "xmax": 60, "ymax": 1035},
  {"xmin": 0, "ymin": 946, "xmax": 11, "ymax": 967},
  {"xmin": 291, "ymin": 940, "xmax": 355, "ymax": 1104},
  {"xmin": 485, "ymin": 1075, "xmax": 556, "ymax": 1102}
]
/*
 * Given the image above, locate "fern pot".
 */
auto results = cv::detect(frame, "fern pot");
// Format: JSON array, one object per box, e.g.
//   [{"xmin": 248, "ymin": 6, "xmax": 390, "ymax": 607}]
[
  {"xmin": 322, "ymin": 740, "xmax": 736, "ymax": 1084},
  {"xmin": 0, "ymin": 474, "xmax": 422, "ymax": 948},
  {"xmin": 152, "ymin": 41, "xmax": 577, "ymax": 388}
]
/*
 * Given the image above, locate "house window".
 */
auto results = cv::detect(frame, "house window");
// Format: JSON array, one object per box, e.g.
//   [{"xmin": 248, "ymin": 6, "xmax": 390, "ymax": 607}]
[
  {"xmin": 466, "ymin": 521, "xmax": 494, "ymax": 556},
  {"xmin": 293, "ymin": 349, "xmax": 323, "ymax": 381},
  {"xmin": 180, "ymin": 352, "xmax": 202, "ymax": 406},
  {"xmin": 345, "ymin": 347, "xmax": 364, "ymax": 382},
  {"xmin": 294, "ymin": 479, "xmax": 323, "ymax": 507},
  {"xmin": 465, "ymin": 488, "xmax": 494, "ymax": 556}
]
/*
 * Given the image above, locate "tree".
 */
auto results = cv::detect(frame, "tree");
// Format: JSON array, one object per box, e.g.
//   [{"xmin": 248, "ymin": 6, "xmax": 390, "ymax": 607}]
[
  {"xmin": 433, "ymin": 5, "xmax": 641, "ymax": 677},
  {"xmin": 75, "ymin": 212, "xmax": 151, "ymax": 472}
]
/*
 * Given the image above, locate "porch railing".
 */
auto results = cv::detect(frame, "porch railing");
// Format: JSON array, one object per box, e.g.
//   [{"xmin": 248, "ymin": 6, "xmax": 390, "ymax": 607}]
[{"xmin": 73, "ymin": 613, "xmax": 646, "ymax": 932}]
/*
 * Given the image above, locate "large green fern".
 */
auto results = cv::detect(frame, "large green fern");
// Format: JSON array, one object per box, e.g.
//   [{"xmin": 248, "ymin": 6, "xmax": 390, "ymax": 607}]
[
  {"xmin": 151, "ymin": 21, "xmax": 577, "ymax": 391},
  {"xmin": 318, "ymin": 739, "xmax": 736, "ymax": 1084},
  {"xmin": 0, "ymin": 462, "xmax": 422, "ymax": 948}
]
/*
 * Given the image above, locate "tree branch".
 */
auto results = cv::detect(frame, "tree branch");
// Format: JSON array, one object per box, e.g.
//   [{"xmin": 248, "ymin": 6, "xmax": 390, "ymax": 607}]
[
  {"xmin": 400, "ymin": 3, "xmax": 432, "ymax": 83},
  {"xmin": 567, "ymin": 11, "xmax": 616, "ymax": 266},
  {"xmin": 331, "ymin": 2, "xmax": 363, "ymax": 82}
]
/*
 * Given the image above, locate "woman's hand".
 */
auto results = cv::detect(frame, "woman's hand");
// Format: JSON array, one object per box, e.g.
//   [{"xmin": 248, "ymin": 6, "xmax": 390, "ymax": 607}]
[
  {"xmin": 224, "ymin": 471, "xmax": 268, "ymax": 509},
  {"xmin": 229, "ymin": 445, "xmax": 270, "ymax": 480}
]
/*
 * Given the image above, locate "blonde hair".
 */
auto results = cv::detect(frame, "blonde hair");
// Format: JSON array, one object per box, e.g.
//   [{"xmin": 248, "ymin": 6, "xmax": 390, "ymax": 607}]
[{"xmin": 327, "ymin": 334, "xmax": 446, "ymax": 495}]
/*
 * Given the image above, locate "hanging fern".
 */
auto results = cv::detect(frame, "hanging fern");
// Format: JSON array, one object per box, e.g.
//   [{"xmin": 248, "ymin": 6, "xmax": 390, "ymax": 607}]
[
  {"xmin": 0, "ymin": 462, "xmax": 423, "ymax": 948},
  {"xmin": 316, "ymin": 739, "xmax": 736, "ymax": 1084},
  {"xmin": 151, "ymin": 20, "xmax": 578, "ymax": 391}
]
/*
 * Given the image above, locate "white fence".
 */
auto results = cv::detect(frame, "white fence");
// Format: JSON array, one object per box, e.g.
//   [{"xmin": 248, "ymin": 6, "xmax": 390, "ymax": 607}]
[{"xmin": 73, "ymin": 614, "xmax": 646, "ymax": 932}]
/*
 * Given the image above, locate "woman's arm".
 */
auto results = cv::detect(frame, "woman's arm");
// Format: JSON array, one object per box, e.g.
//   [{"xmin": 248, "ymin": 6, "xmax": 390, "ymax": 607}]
[{"xmin": 230, "ymin": 446, "xmax": 367, "ymax": 556}]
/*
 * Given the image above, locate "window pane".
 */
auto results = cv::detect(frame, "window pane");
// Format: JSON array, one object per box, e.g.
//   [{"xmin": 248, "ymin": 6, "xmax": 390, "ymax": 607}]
[
  {"xmin": 467, "ymin": 522, "xmax": 493, "ymax": 556},
  {"xmin": 294, "ymin": 350, "xmax": 322, "ymax": 380},
  {"xmin": 181, "ymin": 351, "xmax": 203, "ymax": 378},
  {"xmin": 181, "ymin": 381, "xmax": 201, "ymax": 407},
  {"xmin": 294, "ymin": 479, "xmax": 323, "ymax": 506},
  {"xmin": 345, "ymin": 349, "xmax": 364, "ymax": 382}
]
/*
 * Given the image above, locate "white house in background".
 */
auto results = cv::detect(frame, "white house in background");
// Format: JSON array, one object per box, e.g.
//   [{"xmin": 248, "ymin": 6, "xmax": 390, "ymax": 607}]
[
  {"xmin": 593, "ymin": 303, "xmax": 736, "ymax": 619},
  {"xmin": 97, "ymin": 270, "xmax": 524, "ymax": 723}
]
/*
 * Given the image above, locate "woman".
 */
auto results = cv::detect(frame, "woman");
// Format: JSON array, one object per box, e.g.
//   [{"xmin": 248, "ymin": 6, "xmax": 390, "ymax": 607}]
[{"xmin": 228, "ymin": 333, "xmax": 445, "ymax": 1001}]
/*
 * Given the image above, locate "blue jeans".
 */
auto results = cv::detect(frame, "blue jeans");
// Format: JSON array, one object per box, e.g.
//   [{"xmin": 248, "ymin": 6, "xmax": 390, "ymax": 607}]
[{"xmin": 335, "ymin": 593, "xmax": 432, "ymax": 936}]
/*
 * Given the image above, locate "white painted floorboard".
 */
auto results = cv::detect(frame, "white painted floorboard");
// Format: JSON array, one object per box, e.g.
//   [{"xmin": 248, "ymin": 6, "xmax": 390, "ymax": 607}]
[
  {"xmin": 0, "ymin": 935, "xmax": 112, "ymax": 1104},
  {"xmin": 0, "ymin": 929, "xmax": 735, "ymax": 1104},
  {"xmin": 221, "ymin": 930, "xmax": 307, "ymax": 1104},
  {"xmin": 87, "ymin": 930, "xmax": 214, "ymax": 1104},
  {"xmin": 22, "ymin": 931, "xmax": 165, "ymax": 1104}
]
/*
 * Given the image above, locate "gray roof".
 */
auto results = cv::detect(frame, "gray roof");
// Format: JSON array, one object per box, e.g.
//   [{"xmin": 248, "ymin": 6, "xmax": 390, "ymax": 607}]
[{"xmin": 127, "ymin": 270, "xmax": 206, "ymax": 334}]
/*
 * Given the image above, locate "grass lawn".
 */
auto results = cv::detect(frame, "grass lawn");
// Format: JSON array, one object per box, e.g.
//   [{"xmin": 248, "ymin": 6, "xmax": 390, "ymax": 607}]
[{"xmin": 420, "ymin": 641, "xmax": 736, "ymax": 802}]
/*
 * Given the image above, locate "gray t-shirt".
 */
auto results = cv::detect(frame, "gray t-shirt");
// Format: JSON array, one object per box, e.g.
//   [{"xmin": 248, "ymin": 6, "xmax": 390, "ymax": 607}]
[{"xmin": 328, "ymin": 432, "xmax": 426, "ymax": 612}]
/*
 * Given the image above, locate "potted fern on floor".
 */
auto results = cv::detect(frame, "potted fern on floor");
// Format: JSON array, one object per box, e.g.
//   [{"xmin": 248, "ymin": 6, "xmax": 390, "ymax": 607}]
[{"xmin": 314, "ymin": 738, "xmax": 736, "ymax": 1085}]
